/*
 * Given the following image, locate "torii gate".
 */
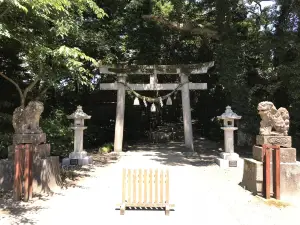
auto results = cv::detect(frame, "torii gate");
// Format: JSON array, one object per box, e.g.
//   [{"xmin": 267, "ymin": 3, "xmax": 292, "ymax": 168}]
[{"xmin": 99, "ymin": 62, "xmax": 214, "ymax": 152}]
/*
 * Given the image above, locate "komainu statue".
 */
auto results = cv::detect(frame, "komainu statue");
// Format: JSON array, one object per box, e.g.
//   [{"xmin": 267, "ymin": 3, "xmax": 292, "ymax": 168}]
[
  {"xmin": 257, "ymin": 101, "xmax": 290, "ymax": 136},
  {"xmin": 12, "ymin": 101, "xmax": 44, "ymax": 134}
]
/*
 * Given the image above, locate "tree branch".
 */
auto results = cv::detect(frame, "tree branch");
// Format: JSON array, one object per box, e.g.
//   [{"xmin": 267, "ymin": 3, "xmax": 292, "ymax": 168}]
[
  {"xmin": 23, "ymin": 77, "xmax": 41, "ymax": 101},
  {"xmin": 142, "ymin": 15, "xmax": 219, "ymax": 39},
  {"xmin": 0, "ymin": 71, "xmax": 25, "ymax": 107},
  {"xmin": 35, "ymin": 86, "xmax": 50, "ymax": 101},
  {"xmin": 0, "ymin": 7, "xmax": 9, "ymax": 19},
  {"xmin": 253, "ymin": 0, "xmax": 262, "ymax": 14},
  {"xmin": 23, "ymin": 65, "xmax": 44, "ymax": 101}
]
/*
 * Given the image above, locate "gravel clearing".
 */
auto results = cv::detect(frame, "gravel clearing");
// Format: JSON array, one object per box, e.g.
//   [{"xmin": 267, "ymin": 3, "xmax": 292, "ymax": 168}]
[{"xmin": 1, "ymin": 140, "xmax": 300, "ymax": 225}]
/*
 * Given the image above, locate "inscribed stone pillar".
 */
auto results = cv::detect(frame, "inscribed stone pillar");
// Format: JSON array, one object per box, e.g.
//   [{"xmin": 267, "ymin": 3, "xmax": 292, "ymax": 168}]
[
  {"xmin": 223, "ymin": 127, "xmax": 237, "ymax": 153},
  {"xmin": 114, "ymin": 74, "xmax": 127, "ymax": 152},
  {"xmin": 180, "ymin": 73, "xmax": 194, "ymax": 151}
]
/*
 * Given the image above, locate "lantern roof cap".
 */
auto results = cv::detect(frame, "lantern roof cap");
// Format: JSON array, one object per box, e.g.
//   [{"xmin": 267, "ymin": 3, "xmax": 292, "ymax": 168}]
[
  {"xmin": 217, "ymin": 106, "xmax": 241, "ymax": 120},
  {"xmin": 67, "ymin": 106, "xmax": 91, "ymax": 119}
]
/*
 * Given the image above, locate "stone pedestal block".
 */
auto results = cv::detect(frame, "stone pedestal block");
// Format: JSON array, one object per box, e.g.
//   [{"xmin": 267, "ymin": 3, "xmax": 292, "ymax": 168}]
[
  {"xmin": 252, "ymin": 145, "xmax": 296, "ymax": 163},
  {"xmin": 220, "ymin": 152, "xmax": 240, "ymax": 160},
  {"xmin": 215, "ymin": 158, "xmax": 244, "ymax": 168},
  {"xmin": 241, "ymin": 158, "xmax": 300, "ymax": 201},
  {"xmin": 8, "ymin": 143, "xmax": 50, "ymax": 160},
  {"xmin": 69, "ymin": 151, "xmax": 88, "ymax": 159},
  {"xmin": 256, "ymin": 135, "xmax": 292, "ymax": 148},
  {"xmin": 62, "ymin": 156, "xmax": 93, "ymax": 166},
  {"xmin": 0, "ymin": 156, "xmax": 61, "ymax": 193},
  {"xmin": 13, "ymin": 133, "xmax": 46, "ymax": 145},
  {"xmin": 215, "ymin": 152, "xmax": 243, "ymax": 168},
  {"xmin": 62, "ymin": 150, "xmax": 93, "ymax": 166}
]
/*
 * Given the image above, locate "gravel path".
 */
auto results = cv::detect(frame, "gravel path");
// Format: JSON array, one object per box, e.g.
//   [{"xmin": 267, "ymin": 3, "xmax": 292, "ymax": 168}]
[{"xmin": 1, "ymin": 141, "xmax": 300, "ymax": 225}]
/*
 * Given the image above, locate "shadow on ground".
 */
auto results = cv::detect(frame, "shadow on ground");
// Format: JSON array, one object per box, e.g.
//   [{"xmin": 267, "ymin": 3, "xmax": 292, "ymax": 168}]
[
  {"xmin": 0, "ymin": 190, "xmax": 56, "ymax": 224},
  {"xmin": 124, "ymin": 137, "xmax": 253, "ymax": 167}
]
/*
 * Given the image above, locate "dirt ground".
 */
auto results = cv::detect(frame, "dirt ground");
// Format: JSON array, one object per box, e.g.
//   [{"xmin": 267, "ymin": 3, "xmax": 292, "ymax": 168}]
[{"xmin": 1, "ymin": 138, "xmax": 300, "ymax": 225}]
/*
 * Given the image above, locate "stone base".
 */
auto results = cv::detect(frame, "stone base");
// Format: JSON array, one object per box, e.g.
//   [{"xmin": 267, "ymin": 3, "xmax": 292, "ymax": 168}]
[
  {"xmin": 241, "ymin": 158, "xmax": 300, "ymax": 201},
  {"xmin": 62, "ymin": 151, "xmax": 92, "ymax": 166},
  {"xmin": 0, "ymin": 156, "xmax": 61, "ymax": 194},
  {"xmin": 220, "ymin": 152, "xmax": 240, "ymax": 160},
  {"xmin": 256, "ymin": 135, "xmax": 292, "ymax": 148},
  {"xmin": 62, "ymin": 156, "xmax": 93, "ymax": 166},
  {"xmin": 13, "ymin": 133, "xmax": 46, "ymax": 145},
  {"xmin": 69, "ymin": 151, "xmax": 88, "ymax": 159},
  {"xmin": 252, "ymin": 145, "xmax": 296, "ymax": 163},
  {"xmin": 8, "ymin": 143, "xmax": 50, "ymax": 160},
  {"xmin": 215, "ymin": 152, "xmax": 243, "ymax": 168}
]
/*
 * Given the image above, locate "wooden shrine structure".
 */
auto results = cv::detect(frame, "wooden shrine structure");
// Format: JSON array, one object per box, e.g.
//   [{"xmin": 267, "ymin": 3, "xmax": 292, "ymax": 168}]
[{"xmin": 99, "ymin": 62, "xmax": 214, "ymax": 152}]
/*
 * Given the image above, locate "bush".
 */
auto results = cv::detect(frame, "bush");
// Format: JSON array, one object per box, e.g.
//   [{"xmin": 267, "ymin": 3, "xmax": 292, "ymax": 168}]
[
  {"xmin": 40, "ymin": 109, "xmax": 73, "ymax": 158},
  {"xmin": 99, "ymin": 143, "xmax": 114, "ymax": 154}
]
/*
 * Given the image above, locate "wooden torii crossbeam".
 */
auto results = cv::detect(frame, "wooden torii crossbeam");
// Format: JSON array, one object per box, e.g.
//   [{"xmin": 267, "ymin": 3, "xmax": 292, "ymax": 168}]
[{"xmin": 99, "ymin": 62, "xmax": 214, "ymax": 152}]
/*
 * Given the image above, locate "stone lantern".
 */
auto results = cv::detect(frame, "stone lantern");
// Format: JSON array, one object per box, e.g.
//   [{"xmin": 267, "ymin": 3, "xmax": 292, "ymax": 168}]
[
  {"xmin": 62, "ymin": 106, "xmax": 92, "ymax": 166},
  {"xmin": 215, "ymin": 106, "xmax": 243, "ymax": 168}
]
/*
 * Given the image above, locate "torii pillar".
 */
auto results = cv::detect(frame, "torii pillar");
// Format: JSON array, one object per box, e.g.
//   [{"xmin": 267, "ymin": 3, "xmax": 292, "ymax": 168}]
[
  {"xmin": 114, "ymin": 74, "xmax": 127, "ymax": 152},
  {"xmin": 180, "ymin": 71, "xmax": 194, "ymax": 151}
]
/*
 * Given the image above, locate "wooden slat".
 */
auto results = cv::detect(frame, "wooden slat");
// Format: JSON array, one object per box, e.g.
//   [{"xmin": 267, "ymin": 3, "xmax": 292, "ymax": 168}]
[
  {"xmin": 144, "ymin": 169, "xmax": 147, "ymax": 203},
  {"xmin": 24, "ymin": 145, "xmax": 30, "ymax": 202},
  {"xmin": 138, "ymin": 169, "xmax": 142, "ymax": 203},
  {"xmin": 265, "ymin": 147, "xmax": 271, "ymax": 199},
  {"xmin": 13, "ymin": 145, "xmax": 22, "ymax": 201},
  {"xmin": 127, "ymin": 169, "xmax": 132, "ymax": 203},
  {"xmin": 160, "ymin": 170, "xmax": 164, "ymax": 203},
  {"xmin": 122, "ymin": 169, "xmax": 126, "ymax": 203},
  {"xmin": 274, "ymin": 146, "xmax": 281, "ymax": 200},
  {"xmin": 149, "ymin": 169, "xmax": 153, "ymax": 203},
  {"xmin": 155, "ymin": 169, "xmax": 158, "ymax": 203},
  {"xmin": 165, "ymin": 169, "xmax": 169, "ymax": 204},
  {"xmin": 28, "ymin": 147, "xmax": 33, "ymax": 200},
  {"xmin": 133, "ymin": 169, "xmax": 137, "ymax": 203},
  {"xmin": 117, "ymin": 203, "xmax": 175, "ymax": 208}
]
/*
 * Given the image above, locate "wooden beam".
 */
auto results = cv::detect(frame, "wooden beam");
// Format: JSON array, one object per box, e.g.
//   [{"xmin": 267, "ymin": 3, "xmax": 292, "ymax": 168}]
[
  {"xmin": 99, "ymin": 62, "xmax": 214, "ymax": 75},
  {"xmin": 99, "ymin": 83, "xmax": 207, "ymax": 90}
]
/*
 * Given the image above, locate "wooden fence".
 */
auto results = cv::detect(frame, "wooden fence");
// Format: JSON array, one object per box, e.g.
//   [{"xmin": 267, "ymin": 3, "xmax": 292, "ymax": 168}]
[{"xmin": 118, "ymin": 168, "xmax": 174, "ymax": 215}]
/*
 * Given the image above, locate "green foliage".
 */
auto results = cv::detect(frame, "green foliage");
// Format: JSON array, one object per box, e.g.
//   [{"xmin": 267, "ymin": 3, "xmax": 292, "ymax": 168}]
[
  {"xmin": 0, "ymin": 0, "xmax": 106, "ymax": 105},
  {"xmin": 99, "ymin": 143, "xmax": 113, "ymax": 154},
  {"xmin": 153, "ymin": 0, "xmax": 174, "ymax": 17},
  {"xmin": 40, "ymin": 109, "xmax": 73, "ymax": 158}
]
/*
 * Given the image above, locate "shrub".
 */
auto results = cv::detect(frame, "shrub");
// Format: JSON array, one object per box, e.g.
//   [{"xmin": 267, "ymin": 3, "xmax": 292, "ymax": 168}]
[
  {"xmin": 99, "ymin": 143, "xmax": 114, "ymax": 154},
  {"xmin": 40, "ymin": 109, "xmax": 73, "ymax": 158}
]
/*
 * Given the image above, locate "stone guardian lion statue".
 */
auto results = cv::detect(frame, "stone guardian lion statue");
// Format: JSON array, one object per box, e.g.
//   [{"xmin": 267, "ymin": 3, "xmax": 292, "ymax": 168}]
[
  {"xmin": 257, "ymin": 101, "xmax": 289, "ymax": 136},
  {"xmin": 12, "ymin": 101, "xmax": 44, "ymax": 134}
]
